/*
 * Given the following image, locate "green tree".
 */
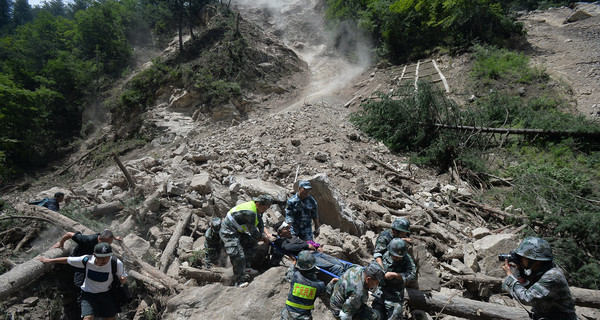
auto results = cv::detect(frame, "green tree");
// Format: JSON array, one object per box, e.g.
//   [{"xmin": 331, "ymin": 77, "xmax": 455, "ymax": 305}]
[
  {"xmin": 40, "ymin": 0, "xmax": 66, "ymax": 17},
  {"xmin": 75, "ymin": 0, "xmax": 131, "ymax": 74},
  {"xmin": 12, "ymin": 0, "xmax": 32, "ymax": 26},
  {"xmin": 0, "ymin": 0, "xmax": 10, "ymax": 30}
]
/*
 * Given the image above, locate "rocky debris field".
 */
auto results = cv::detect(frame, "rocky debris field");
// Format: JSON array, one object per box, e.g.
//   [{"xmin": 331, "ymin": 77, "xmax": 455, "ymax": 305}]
[
  {"xmin": 3, "ymin": 95, "xmax": 600, "ymax": 319},
  {"xmin": 1, "ymin": 2, "xmax": 600, "ymax": 320}
]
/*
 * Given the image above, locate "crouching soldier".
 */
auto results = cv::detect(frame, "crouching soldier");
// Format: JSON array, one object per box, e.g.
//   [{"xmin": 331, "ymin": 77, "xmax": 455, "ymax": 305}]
[
  {"xmin": 501, "ymin": 237, "xmax": 577, "ymax": 320},
  {"xmin": 329, "ymin": 261, "xmax": 385, "ymax": 320},
  {"xmin": 282, "ymin": 251, "xmax": 335, "ymax": 320},
  {"xmin": 372, "ymin": 239, "xmax": 416, "ymax": 320},
  {"xmin": 38, "ymin": 243, "xmax": 127, "ymax": 320}
]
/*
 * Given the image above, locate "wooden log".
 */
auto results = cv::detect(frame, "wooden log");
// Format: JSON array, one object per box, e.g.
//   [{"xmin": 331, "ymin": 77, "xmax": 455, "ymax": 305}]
[
  {"xmin": 406, "ymin": 288, "xmax": 530, "ymax": 320},
  {"xmin": 159, "ymin": 210, "xmax": 193, "ymax": 273},
  {"xmin": 571, "ymin": 287, "xmax": 600, "ymax": 309},
  {"xmin": 179, "ymin": 266, "xmax": 226, "ymax": 282},
  {"xmin": 113, "ymin": 152, "xmax": 136, "ymax": 191},
  {"xmin": 128, "ymin": 269, "xmax": 166, "ymax": 292},
  {"xmin": 86, "ymin": 201, "xmax": 124, "ymax": 217},
  {"xmin": 444, "ymin": 275, "xmax": 600, "ymax": 309},
  {"xmin": 366, "ymin": 155, "xmax": 420, "ymax": 184},
  {"xmin": 0, "ymin": 241, "xmax": 77, "ymax": 300},
  {"xmin": 139, "ymin": 185, "xmax": 164, "ymax": 219}
]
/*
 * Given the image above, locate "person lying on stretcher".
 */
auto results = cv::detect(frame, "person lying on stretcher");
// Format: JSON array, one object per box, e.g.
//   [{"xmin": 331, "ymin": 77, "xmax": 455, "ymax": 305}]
[{"xmin": 270, "ymin": 221, "xmax": 351, "ymax": 277}]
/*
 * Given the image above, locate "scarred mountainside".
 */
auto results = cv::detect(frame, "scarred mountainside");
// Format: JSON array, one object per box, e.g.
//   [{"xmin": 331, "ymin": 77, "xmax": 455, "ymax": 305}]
[{"xmin": 0, "ymin": 1, "xmax": 599, "ymax": 320}]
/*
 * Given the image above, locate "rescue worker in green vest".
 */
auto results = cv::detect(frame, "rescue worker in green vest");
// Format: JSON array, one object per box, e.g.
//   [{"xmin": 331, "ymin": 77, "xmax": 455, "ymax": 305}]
[
  {"xmin": 281, "ymin": 250, "xmax": 332, "ymax": 320},
  {"xmin": 501, "ymin": 237, "xmax": 577, "ymax": 320},
  {"xmin": 372, "ymin": 238, "xmax": 416, "ymax": 320},
  {"xmin": 219, "ymin": 195, "xmax": 276, "ymax": 286}
]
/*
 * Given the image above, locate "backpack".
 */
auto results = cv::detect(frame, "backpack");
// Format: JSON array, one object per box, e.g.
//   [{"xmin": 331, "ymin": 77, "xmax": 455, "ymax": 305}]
[
  {"xmin": 82, "ymin": 255, "xmax": 131, "ymax": 312},
  {"xmin": 28, "ymin": 197, "xmax": 50, "ymax": 207}
]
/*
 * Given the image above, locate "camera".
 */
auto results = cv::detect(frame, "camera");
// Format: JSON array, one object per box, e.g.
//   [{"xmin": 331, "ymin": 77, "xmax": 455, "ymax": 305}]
[{"xmin": 498, "ymin": 251, "xmax": 519, "ymax": 263}]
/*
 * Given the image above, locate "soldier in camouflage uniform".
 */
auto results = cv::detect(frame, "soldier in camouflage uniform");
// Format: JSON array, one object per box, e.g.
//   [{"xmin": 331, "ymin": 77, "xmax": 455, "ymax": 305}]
[
  {"xmin": 220, "ymin": 195, "xmax": 275, "ymax": 286},
  {"xmin": 372, "ymin": 239, "xmax": 416, "ymax": 320},
  {"xmin": 374, "ymin": 218, "xmax": 411, "ymax": 268},
  {"xmin": 329, "ymin": 261, "xmax": 385, "ymax": 320},
  {"xmin": 285, "ymin": 180, "xmax": 320, "ymax": 241},
  {"xmin": 204, "ymin": 217, "xmax": 224, "ymax": 267},
  {"xmin": 281, "ymin": 251, "xmax": 333, "ymax": 320},
  {"xmin": 501, "ymin": 237, "xmax": 577, "ymax": 320}
]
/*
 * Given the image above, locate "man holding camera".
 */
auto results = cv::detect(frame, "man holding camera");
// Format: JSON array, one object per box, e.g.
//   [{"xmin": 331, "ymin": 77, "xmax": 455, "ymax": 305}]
[{"xmin": 501, "ymin": 237, "xmax": 577, "ymax": 320}]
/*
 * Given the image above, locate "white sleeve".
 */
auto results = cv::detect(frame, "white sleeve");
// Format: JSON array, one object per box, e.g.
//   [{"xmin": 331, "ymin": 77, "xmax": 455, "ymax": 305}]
[{"xmin": 67, "ymin": 256, "xmax": 86, "ymax": 268}]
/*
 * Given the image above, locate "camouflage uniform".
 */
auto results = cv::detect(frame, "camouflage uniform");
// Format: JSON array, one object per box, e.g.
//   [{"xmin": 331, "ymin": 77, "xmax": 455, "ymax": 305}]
[
  {"xmin": 502, "ymin": 237, "xmax": 576, "ymax": 320},
  {"xmin": 219, "ymin": 201, "xmax": 266, "ymax": 284},
  {"xmin": 285, "ymin": 194, "xmax": 318, "ymax": 241},
  {"xmin": 281, "ymin": 252, "xmax": 326, "ymax": 320},
  {"xmin": 329, "ymin": 265, "xmax": 379, "ymax": 320},
  {"xmin": 204, "ymin": 226, "xmax": 223, "ymax": 266},
  {"xmin": 374, "ymin": 218, "xmax": 410, "ymax": 260},
  {"xmin": 374, "ymin": 230, "xmax": 394, "ymax": 260},
  {"xmin": 372, "ymin": 251, "xmax": 416, "ymax": 320}
]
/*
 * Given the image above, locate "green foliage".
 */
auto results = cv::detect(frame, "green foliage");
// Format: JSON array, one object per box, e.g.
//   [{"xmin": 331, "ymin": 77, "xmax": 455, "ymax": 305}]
[
  {"xmin": 351, "ymin": 49, "xmax": 600, "ymax": 287},
  {"xmin": 471, "ymin": 44, "xmax": 548, "ymax": 84},
  {"xmin": 59, "ymin": 200, "xmax": 107, "ymax": 231},
  {"xmin": 118, "ymin": 60, "xmax": 172, "ymax": 112},
  {"xmin": 325, "ymin": 0, "xmax": 524, "ymax": 62}
]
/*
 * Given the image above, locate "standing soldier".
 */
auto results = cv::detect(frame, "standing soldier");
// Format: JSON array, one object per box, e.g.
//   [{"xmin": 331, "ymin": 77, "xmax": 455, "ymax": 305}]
[
  {"xmin": 220, "ymin": 195, "xmax": 275, "ymax": 286},
  {"xmin": 501, "ymin": 237, "xmax": 577, "ymax": 320},
  {"xmin": 329, "ymin": 261, "xmax": 385, "ymax": 320},
  {"xmin": 374, "ymin": 218, "xmax": 411, "ymax": 268},
  {"xmin": 281, "ymin": 250, "xmax": 332, "ymax": 320},
  {"xmin": 204, "ymin": 217, "xmax": 224, "ymax": 267},
  {"xmin": 372, "ymin": 239, "xmax": 416, "ymax": 320},
  {"xmin": 286, "ymin": 180, "xmax": 320, "ymax": 241}
]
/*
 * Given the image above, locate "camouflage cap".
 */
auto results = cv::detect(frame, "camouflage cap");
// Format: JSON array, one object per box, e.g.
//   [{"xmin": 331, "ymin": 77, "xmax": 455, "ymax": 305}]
[
  {"xmin": 388, "ymin": 238, "xmax": 408, "ymax": 257},
  {"xmin": 296, "ymin": 250, "xmax": 316, "ymax": 271},
  {"xmin": 515, "ymin": 237, "xmax": 553, "ymax": 261},
  {"xmin": 211, "ymin": 217, "xmax": 222, "ymax": 229},
  {"xmin": 364, "ymin": 261, "xmax": 385, "ymax": 285},
  {"xmin": 252, "ymin": 194, "xmax": 273, "ymax": 206},
  {"xmin": 299, "ymin": 180, "xmax": 312, "ymax": 189},
  {"xmin": 391, "ymin": 218, "xmax": 410, "ymax": 233}
]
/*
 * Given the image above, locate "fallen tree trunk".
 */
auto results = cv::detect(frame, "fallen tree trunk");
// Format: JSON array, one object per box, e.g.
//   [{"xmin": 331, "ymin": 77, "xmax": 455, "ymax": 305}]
[
  {"xmin": 445, "ymin": 275, "xmax": 600, "ymax": 309},
  {"xmin": 86, "ymin": 201, "xmax": 124, "ymax": 217},
  {"xmin": 113, "ymin": 152, "xmax": 136, "ymax": 191},
  {"xmin": 159, "ymin": 209, "xmax": 193, "ymax": 272},
  {"xmin": 139, "ymin": 185, "xmax": 164, "ymax": 219},
  {"xmin": 2, "ymin": 204, "xmax": 183, "ymax": 298},
  {"xmin": 179, "ymin": 266, "xmax": 226, "ymax": 282},
  {"xmin": 406, "ymin": 288, "xmax": 530, "ymax": 320}
]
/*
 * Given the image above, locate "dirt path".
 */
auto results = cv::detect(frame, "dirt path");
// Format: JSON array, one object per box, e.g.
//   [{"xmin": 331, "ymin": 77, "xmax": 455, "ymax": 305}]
[{"xmin": 519, "ymin": 5, "xmax": 600, "ymax": 117}]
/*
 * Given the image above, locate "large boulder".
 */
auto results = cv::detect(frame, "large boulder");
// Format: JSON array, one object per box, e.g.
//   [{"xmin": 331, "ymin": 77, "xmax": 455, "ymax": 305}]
[
  {"xmin": 300, "ymin": 174, "xmax": 365, "ymax": 236},
  {"xmin": 162, "ymin": 267, "xmax": 337, "ymax": 320},
  {"xmin": 473, "ymin": 234, "xmax": 519, "ymax": 278}
]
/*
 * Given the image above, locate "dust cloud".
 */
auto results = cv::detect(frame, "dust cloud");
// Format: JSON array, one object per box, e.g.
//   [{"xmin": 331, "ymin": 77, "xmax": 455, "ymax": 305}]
[{"xmin": 232, "ymin": 0, "xmax": 373, "ymax": 102}]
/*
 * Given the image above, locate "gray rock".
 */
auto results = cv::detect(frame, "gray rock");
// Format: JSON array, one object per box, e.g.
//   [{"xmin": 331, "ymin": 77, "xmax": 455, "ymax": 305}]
[
  {"xmin": 190, "ymin": 173, "xmax": 212, "ymax": 194},
  {"xmin": 123, "ymin": 234, "xmax": 151, "ymax": 260},
  {"xmin": 463, "ymin": 243, "xmax": 480, "ymax": 273},
  {"xmin": 314, "ymin": 152, "xmax": 328, "ymax": 162},
  {"xmin": 167, "ymin": 182, "xmax": 185, "ymax": 196},
  {"xmin": 473, "ymin": 233, "xmax": 519, "ymax": 278},
  {"xmin": 472, "ymin": 227, "xmax": 491, "ymax": 239}
]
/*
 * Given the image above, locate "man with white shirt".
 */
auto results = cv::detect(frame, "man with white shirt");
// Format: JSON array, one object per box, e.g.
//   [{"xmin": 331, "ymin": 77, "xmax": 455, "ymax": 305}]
[{"xmin": 39, "ymin": 242, "xmax": 127, "ymax": 320}]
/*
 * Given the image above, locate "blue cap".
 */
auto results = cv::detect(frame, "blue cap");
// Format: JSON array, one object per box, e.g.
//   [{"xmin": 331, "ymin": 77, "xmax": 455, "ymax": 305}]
[{"xmin": 299, "ymin": 180, "xmax": 312, "ymax": 189}]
